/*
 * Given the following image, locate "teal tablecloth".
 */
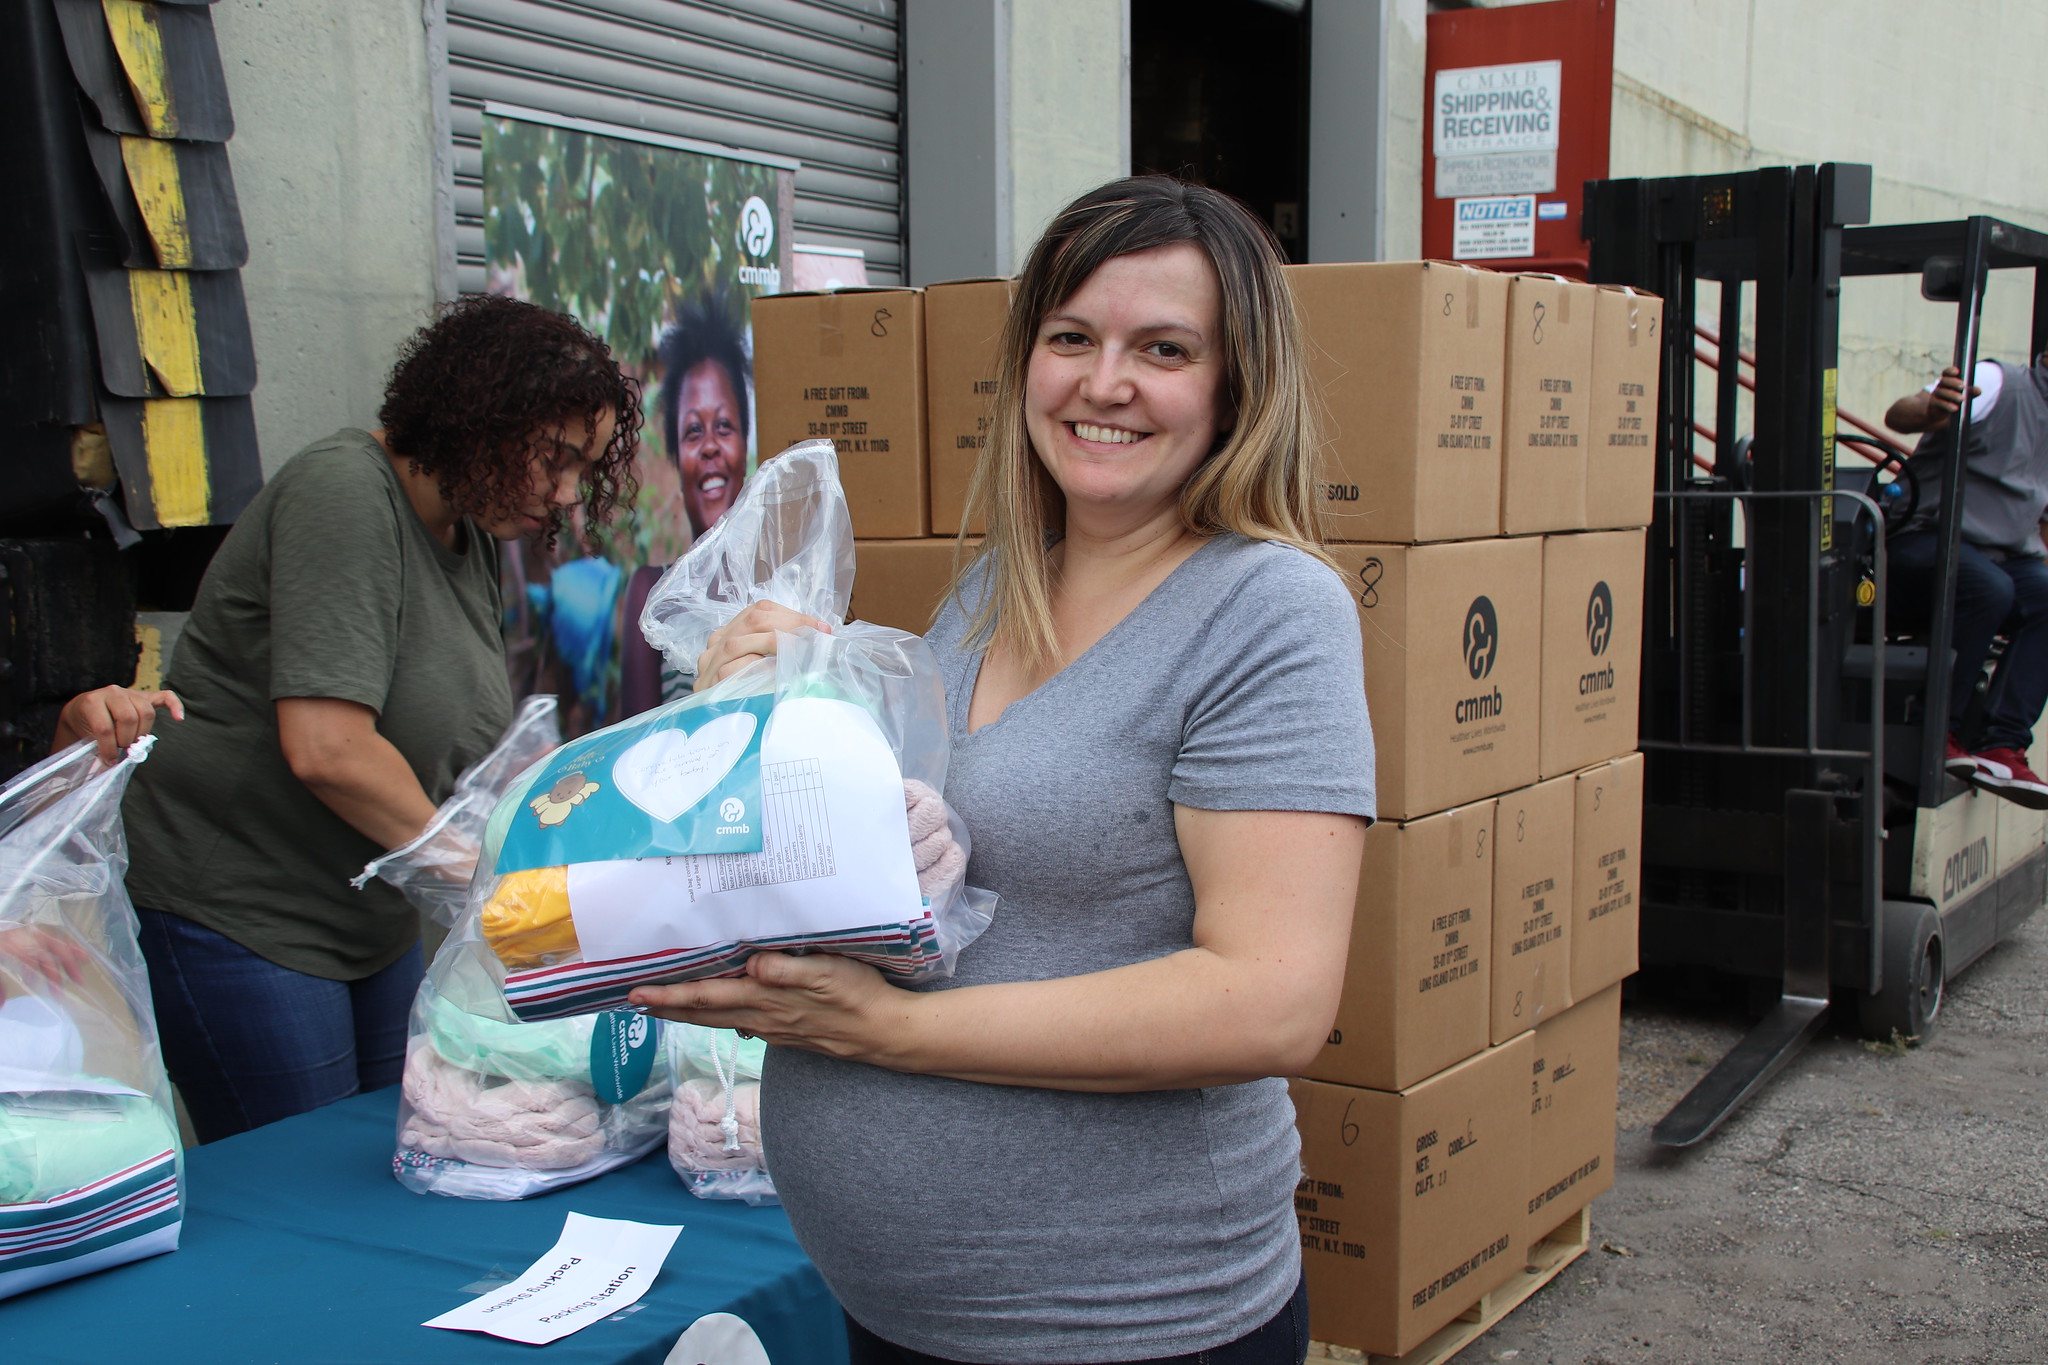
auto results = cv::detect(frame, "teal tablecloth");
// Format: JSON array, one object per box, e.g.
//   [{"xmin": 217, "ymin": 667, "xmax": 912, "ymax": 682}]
[{"xmin": 0, "ymin": 1087, "xmax": 848, "ymax": 1364}]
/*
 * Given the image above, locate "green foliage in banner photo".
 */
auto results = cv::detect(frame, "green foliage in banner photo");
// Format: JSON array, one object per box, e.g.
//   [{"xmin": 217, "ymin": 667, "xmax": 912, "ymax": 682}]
[{"xmin": 483, "ymin": 116, "xmax": 780, "ymax": 367}]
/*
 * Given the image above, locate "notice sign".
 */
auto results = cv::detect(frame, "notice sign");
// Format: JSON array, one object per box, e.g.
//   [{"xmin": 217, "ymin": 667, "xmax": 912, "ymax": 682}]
[
  {"xmin": 1452, "ymin": 196, "xmax": 1536, "ymax": 260},
  {"xmin": 426, "ymin": 1213, "xmax": 683, "ymax": 1345},
  {"xmin": 1434, "ymin": 60, "xmax": 1561, "ymax": 198}
]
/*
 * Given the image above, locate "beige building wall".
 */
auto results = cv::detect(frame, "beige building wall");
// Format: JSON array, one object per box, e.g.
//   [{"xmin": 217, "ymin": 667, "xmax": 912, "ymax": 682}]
[{"xmin": 213, "ymin": 0, "xmax": 441, "ymax": 476}]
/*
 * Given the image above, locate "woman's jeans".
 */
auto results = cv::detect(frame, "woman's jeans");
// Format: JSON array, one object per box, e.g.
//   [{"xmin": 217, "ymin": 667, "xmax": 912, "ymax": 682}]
[
  {"xmin": 1889, "ymin": 529, "xmax": 2048, "ymax": 751},
  {"xmin": 136, "ymin": 907, "xmax": 422, "ymax": 1143},
  {"xmin": 842, "ymin": 1274, "xmax": 1310, "ymax": 1365}
]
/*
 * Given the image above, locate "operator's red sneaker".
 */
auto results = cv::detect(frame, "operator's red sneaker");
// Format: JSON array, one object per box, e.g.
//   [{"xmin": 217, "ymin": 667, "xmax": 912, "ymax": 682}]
[
  {"xmin": 1945, "ymin": 733, "xmax": 1983, "ymax": 779},
  {"xmin": 1970, "ymin": 746, "xmax": 2048, "ymax": 809}
]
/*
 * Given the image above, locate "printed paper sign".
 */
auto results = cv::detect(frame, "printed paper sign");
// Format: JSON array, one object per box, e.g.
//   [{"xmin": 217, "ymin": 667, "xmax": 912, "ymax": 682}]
[
  {"xmin": 425, "ymin": 1212, "xmax": 683, "ymax": 1346},
  {"xmin": 1434, "ymin": 61, "xmax": 1562, "ymax": 158},
  {"xmin": 1452, "ymin": 196, "xmax": 1537, "ymax": 260},
  {"xmin": 1436, "ymin": 149, "xmax": 1557, "ymax": 199}
]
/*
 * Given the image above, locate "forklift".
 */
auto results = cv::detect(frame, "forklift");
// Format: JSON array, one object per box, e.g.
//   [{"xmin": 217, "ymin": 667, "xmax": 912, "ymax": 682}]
[{"xmin": 1583, "ymin": 164, "xmax": 2048, "ymax": 1147}]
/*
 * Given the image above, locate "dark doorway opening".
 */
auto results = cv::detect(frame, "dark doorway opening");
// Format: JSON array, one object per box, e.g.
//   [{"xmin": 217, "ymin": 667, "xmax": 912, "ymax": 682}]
[{"xmin": 1130, "ymin": 0, "xmax": 1310, "ymax": 261}]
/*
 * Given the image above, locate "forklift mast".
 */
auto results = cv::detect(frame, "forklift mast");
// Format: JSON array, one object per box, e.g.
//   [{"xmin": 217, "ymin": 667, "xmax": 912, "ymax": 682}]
[{"xmin": 1583, "ymin": 165, "xmax": 2048, "ymax": 1145}]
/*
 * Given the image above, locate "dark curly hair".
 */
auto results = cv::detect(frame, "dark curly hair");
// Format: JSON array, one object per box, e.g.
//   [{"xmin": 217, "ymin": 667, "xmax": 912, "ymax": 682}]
[
  {"xmin": 378, "ymin": 294, "xmax": 642, "ymax": 545},
  {"xmin": 656, "ymin": 291, "xmax": 751, "ymax": 462}
]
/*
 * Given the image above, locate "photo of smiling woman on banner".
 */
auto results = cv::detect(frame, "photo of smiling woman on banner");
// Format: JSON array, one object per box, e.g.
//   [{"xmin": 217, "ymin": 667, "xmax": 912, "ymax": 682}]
[{"xmin": 481, "ymin": 108, "xmax": 794, "ymax": 735}]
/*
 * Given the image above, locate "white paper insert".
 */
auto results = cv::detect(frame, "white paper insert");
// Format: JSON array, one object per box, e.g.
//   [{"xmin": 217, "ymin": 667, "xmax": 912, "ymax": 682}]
[
  {"xmin": 566, "ymin": 696, "xmax": 924, "ymax": 958},
  {"xmin": 424, "ymin": 1212, "xmax": 683, "ymax": 1346}
]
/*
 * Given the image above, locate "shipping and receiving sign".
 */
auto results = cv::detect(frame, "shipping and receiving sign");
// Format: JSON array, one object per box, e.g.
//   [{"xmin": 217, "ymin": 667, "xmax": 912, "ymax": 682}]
[
  {"xmin": 1433, "ymin": 60, "xmax": 1561, "ymax": 197},
  {"xmin": 1452, "ymin": 196, "xmax": 1537, "ymax": 260}
]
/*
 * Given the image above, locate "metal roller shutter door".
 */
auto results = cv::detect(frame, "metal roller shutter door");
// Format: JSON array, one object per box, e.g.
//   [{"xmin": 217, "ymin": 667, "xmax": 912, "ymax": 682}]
[{"xmin": 444, "ymin": 0, "xmax": 902, "ymax": 293}]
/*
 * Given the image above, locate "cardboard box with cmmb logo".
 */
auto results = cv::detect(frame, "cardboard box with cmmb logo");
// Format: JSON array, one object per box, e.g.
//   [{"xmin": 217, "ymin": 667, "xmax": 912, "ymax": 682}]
[
  {"xmin": 1331, "ymin": 538, "xmax": 1542, "ymax": 821},
  {"xmin": 1288, "ymin": 261, "xmax": 1509, "ymax": 543},
  {"xmin": 752, "ymin": 288, "xmax": 928, "ymax": 539},
  {"xmin": 1291, "ymin": 1037, "xmax": 1533, "ymax": 1358},
  {"xmin": 1540, "ymin": 531, "xmax": 1647, "ymax": 778}
]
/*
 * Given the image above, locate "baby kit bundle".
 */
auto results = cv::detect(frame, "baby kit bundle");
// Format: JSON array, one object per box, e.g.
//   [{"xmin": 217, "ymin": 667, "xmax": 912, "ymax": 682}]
[
  {"xmin": 359, "ymin": 697, "xmax": 670, "ymax": 1199},
  {"xmin": 0, "ymin": 739, "xmax": 182, "ymax": 1298},
  {"xmin": 437, "ymin": 439, "xmax": 992, "ymax": 1024}
]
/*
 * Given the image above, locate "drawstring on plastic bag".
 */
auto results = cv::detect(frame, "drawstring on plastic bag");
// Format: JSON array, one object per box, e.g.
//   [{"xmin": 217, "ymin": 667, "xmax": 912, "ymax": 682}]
[{"xmin": 714, "ymin": 1031, "xmax": 743, "ymax": 1155}]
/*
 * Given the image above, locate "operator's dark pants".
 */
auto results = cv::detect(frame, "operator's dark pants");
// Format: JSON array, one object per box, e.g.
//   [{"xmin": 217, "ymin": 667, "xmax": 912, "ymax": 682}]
[{"xmin": 1890, "ymin": 528, "xmax": 2048, "ymax": 751}]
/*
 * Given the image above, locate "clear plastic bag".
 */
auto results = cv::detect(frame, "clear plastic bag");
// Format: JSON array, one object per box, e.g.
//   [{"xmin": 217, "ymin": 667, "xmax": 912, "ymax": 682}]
[
  {"xmin": 353, "ymin": 695, "xmax": 562, "ymax": 927},
  {"xmin": 441, "ymin": 439, "xmax": 995, "ymax": 1023},
  {"xmin": 0, "ymin": 739, "xmax": 182, "ymax": 1299},
  {"xmin": 391, "ymin": 941, "xmax": 670, "ymax": 1199},
  {"xmin": 664, "ymin": 1023, "xmax": 776, "ymax": 1206}
]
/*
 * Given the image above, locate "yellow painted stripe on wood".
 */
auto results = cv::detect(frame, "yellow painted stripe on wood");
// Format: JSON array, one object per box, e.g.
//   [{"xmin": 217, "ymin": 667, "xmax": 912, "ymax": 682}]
[
  {"xmin": 102, "ymin": 0, "xmax": 175, "ymax": 137},
  {"xmin": 141, "ymin": 399, "xmax": 210, "ymax": 527},
  {"xmin": 128, "ymin": 270, "xmax": 204, "ymax": 396},
  {"xmin": 133, "ymin": 623, "xmax": 164, "ymax": 691},
  {"xmin": 120, "ymin": 136, "xmax": 193, "ymax": 268}
]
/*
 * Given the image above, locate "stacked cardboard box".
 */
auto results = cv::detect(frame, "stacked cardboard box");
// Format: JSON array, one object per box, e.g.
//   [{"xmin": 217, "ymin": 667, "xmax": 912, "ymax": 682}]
[
  {"xmin": 753, "ymin": 280, "xmax": 1006, "ymax": 633},
  {"xmin": 1287, "ymin": 263, "xmax": 1661, "ymax": 1359}
]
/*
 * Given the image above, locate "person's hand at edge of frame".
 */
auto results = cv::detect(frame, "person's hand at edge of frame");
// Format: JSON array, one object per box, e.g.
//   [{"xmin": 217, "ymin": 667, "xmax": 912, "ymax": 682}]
[
  {"xmin": 52, "ymin": 686, "xmax": 185, "ymax": 763},
  {"xmin": 695, "ymin": 602, "xmax": 832, "ymax": 687},
  {"xmin": 0, "ymin": 924, "xmax": 92, "ymax": 1005}
]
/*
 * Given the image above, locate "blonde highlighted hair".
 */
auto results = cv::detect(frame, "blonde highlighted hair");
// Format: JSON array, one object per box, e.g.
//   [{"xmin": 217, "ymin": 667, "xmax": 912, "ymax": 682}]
[{"xmin": 953, "ymin": 175, "xmax": 1328, "ymax": 669}]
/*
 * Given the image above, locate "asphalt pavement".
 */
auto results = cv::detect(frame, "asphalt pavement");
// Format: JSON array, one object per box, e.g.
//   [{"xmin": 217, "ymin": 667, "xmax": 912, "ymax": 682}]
[{"xmin": 1481, "ymin": 907, "xmax": 2047, "ymax": 1364}]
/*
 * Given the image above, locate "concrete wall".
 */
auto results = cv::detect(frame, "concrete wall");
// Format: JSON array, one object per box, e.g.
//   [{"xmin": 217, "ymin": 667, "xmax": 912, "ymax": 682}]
[
  {"xmin": 907, "ymin": 0, "xmax": 1129, "ymax": 282},
  {"xmin": 1608, "ymin": 0, "xmax": 2048, "ymax": 435},
  {"xmin": 1006, "ymin": 0, "xmax": 1129, "ymax": 266},
  {"xmin": 213, "ymin": 0, "xmax": 441, "ymax": 476}
]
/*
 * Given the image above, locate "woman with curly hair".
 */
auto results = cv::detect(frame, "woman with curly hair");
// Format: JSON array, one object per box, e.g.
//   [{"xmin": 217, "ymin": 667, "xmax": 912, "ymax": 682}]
[{"xmin": 109, "ymin": 293, "xmax": 640, "ymax": 1142}]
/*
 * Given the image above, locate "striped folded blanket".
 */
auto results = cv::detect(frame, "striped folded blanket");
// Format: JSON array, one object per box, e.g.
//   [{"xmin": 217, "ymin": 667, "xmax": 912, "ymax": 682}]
[
  {"xmin": 501, "ymin": 911, "xmax": 945, "ymax": 1022},
  {"xmin": 0, "ymin": 1090, "xmax": 183, "ymax": 1300}
]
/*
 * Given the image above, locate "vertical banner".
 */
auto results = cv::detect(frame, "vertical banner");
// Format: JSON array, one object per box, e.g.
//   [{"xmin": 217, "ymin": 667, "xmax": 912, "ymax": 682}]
[{"xmin": 483, "ymin": 106, "xmax": 796, "ymax": 736}]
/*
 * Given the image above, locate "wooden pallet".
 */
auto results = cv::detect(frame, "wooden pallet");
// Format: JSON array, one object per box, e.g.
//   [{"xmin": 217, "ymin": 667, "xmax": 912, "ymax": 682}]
[{"xmin": 1307, "ymin": 1206, "xmax": 1592, "ymax": 1365}]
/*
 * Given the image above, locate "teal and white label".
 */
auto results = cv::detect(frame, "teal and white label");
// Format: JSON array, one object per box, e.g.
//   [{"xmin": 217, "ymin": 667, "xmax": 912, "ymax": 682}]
[
  {"xmin": 589, "ymin": 1010, "xmax": 660, "ymax": 1103},
  {"xmin": 494, "ymin": 693, "xmax": 772, "ymax": 875}
]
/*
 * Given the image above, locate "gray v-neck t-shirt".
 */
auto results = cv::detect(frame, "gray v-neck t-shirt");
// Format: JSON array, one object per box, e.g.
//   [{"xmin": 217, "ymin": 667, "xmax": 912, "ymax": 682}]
[{"xmin": 760, "ymin": 532, "xmax": 1376, "ymax": 1362}]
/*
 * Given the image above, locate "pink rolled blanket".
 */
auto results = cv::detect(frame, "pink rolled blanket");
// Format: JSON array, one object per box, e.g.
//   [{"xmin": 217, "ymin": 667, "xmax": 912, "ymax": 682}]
[
  {"xmin": 400, "ymin": 1044, "xmax": 605, "ymax": 1171},
  {"xmin": 668, "ymin": 1077, "xmax": 764, "ymax": 1173},
  {"xmin": 903, "ymin": 778, "xmax": 966, "ymax": 902}
]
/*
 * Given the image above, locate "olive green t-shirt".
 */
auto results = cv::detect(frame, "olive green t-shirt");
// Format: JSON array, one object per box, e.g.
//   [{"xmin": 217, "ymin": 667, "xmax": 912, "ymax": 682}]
[{"xmin": 124, "ymin": 429, "xmax": 514, "ymax": 979}]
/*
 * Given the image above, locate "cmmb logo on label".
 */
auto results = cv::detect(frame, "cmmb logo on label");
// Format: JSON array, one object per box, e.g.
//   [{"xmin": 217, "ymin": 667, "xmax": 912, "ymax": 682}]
[
  {"xmin": 1580, "ymin": 581, "xmax": 1617, "ymax": 697},
  {"xmin": 737, "ymin": 195, "xmax": 781, "ymax": 290},
  {"xmin": 1586, "ymin": 581, "xmax": 1613, "ymax": 656},
  {"xmin": 1464, "ymin": 597, "xmax": 1499, "ymax": 680},
  {"xmin": 1456, "ymin": 596, "xmax": 1503, "ymax": 724},
  {"xmin": 741, "ymin": 196, "xmax": 775, "ymax": 257}
]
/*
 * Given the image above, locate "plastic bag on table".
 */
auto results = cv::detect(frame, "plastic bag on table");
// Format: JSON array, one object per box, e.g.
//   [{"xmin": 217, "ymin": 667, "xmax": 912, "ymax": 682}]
[
  {"xmin": 664, "ymin": 1023, "xmax": 776, "ymax": 1206},
  {"xmin": 0, "ymin": 739, "xmax": 182, "ymax": 1300},
  {"xmin": 352, "ymin": 695, "xmax": 562, "ymax": 927},
  {"xmin": 391, "ymin": 939, "xmax": 669, "ymax": 1199},
  {"xmin": 440, "ymin": 439, "xmax": 995, "ymax": 1023}
]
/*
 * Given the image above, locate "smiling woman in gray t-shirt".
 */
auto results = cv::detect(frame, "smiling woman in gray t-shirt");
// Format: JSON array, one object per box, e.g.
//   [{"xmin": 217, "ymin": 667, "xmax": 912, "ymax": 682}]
[{"xmin": 636, "ymin": 176, "xmax": 1374, "ymax": 1365}]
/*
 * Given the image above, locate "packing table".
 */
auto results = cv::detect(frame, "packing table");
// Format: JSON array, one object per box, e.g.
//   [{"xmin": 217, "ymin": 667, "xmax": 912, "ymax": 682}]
[{"xmin": 0, "ymin": 1087, "xmax": 849, "ymax": 1364}]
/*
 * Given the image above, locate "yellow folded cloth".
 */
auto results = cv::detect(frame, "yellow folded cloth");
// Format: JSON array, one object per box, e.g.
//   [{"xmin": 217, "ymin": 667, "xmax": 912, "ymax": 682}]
[{"xmin": 479, "ymin": 866, "xmax": 580, "ymax": 969}]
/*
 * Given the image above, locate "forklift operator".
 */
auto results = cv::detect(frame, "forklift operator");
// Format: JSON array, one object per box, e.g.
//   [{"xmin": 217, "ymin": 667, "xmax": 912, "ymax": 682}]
[{"xmin": 1886, "ymin": 350, "xmax": 2048, "ymax": 808}]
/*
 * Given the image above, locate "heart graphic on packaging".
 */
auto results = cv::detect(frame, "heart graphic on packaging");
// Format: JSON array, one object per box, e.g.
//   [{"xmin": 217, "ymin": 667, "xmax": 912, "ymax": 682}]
[{"xmin": 612, "ymin": 712, "xmax": 759, "ymax": 823}]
